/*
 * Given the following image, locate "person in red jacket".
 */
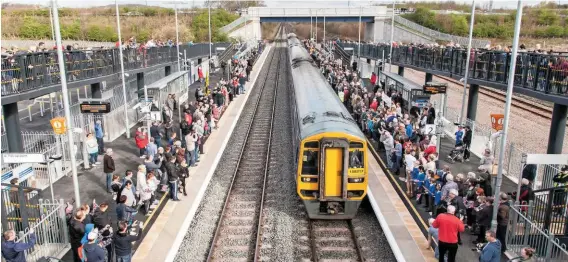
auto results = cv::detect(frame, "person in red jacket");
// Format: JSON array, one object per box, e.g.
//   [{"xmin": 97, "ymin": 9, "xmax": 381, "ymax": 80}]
[
  {"xmin": 433, "ymin": 205, "xmax": 465, "ymax": 262},
  {"xmin": 370, "ymin": 72, "xmax": 377, "ymax": 86},
  {"xmin": 369, "ymin": 98, "xmax": 379, "ymax": 111},
  {"xmin": 135, "ymin": 127, "xmax": 149, "ymax": 158}
]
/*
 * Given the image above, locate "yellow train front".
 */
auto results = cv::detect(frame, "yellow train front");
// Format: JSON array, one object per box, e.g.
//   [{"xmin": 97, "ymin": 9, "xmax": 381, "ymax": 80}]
[{"xmin": 287, "ymin": 33, "xmax": 368, "ymax": 220}]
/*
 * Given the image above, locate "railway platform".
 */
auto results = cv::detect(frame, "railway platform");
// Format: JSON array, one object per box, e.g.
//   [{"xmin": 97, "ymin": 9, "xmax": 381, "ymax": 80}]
[
  {"xmin": 366, "ymin": 147, "xmax": 437, "ymax": 262},
  {"xmin": 368, "ymin": 133, "xmax": 517, "ymax": 261},
  {"xmin": 131, "ymin": 45, "xmax": 272, "ymax": 262}
]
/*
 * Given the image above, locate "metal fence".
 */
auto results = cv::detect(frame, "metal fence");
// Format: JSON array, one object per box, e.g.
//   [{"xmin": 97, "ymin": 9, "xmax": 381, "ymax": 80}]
[
  {"xmin": 337, "ymin": 42, "xmax": 568, "ymax": 98},
  {"xmin": 16, "ymin": 199, "xmax": 69, "ymax": 262},
  {"xmin": 1, "ymin": 43, "xmax": 231, "ymax": 96},
  {"xmin": 393, "ymin": 16, "xmax": 491, "ymax": 48},
  {"xmin": 507, "ymin": 204, "xmax": 568, "ymax": 261},
  {"xmin": 438, "ymin": 104, "xmax": 560, "ymax": 193},
  {"xmin": 1, "ymin": 185, "xmax": 41, "ymax": 232}
]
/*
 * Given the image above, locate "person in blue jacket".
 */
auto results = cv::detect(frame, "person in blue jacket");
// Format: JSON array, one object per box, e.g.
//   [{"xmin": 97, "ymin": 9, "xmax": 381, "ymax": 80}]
[
  {"xmin": 1, "ymin": 229, "xmax": 36, "ymax": 262},
  {"xmin": 479, "ymin": 230, "xmax": 502, "ymax": 262},
  {"xmin": 454, "ymin": 125, "xmax": 464, "ymax": 146}
]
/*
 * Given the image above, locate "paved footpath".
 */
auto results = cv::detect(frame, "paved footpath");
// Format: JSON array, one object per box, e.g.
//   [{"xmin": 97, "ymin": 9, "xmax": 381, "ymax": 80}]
[
  {"xmin": 41, "ymin": 57, "xmax": 238, "ymax": 260},
  {"xmin": 370, "ymin": 133, "xmax": 517, "ymax": 262}
]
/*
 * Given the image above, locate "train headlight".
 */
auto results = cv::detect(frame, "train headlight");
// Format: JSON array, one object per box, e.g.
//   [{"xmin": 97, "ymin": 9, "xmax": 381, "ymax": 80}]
[
  {"xmin": 348, "ymin": 177, "xmax": 365, "ymax": 183},
  {"xmin": 301, "ymin": 177, "xmax": 318, "ymax": 183}
]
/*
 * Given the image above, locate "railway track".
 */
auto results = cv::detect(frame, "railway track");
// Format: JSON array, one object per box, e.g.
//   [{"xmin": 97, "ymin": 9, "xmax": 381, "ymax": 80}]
[
  {"xmin": 435, "ymin": 75, "xmax": 568, "ymax": 126},
  {"xmin": 308, "ymin": 220, "xmax": 365, "ymax": 262},
  {"xmin": 205, "ymin": 38, "xmax": 283, "ymax": 261}
]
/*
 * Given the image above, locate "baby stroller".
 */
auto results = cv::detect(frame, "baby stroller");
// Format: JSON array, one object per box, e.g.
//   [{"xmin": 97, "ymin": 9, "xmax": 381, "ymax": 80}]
[{"xmin": 448, "ymin": 141, "xmax": 467, "ymax": 163}]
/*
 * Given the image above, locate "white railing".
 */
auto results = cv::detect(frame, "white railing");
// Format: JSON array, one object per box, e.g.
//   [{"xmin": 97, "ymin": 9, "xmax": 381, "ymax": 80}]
[
  {"xmin": 220, "ymin": 15, "xmax": 249, "ymax": 33},
  {"xmin": 394, "ymin": 16, "xmax": 490, "ymax": 48},
  {"xmin": 507, "ymin": 205, "xmax": 568, "ymax": 261},
  {"xmin": 438, "ymin": 104, "xmax": 560, "ymax": 191},
  {"xmin": 15, "ymin": 199, "xmax": 70, "ymax": 262}
]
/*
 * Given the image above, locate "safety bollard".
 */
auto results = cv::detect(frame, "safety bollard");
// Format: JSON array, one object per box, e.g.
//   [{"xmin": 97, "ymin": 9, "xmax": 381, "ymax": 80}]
[
  {"xmin": 40, "ymin": 101, "xmax": 44, "ymax": 117},
  {"xmin": 84, "ymin": 85, "xmax": 88, "ymax": 98},
  {"xmin": 77, "ymin": 89, "xmax": 80, "ymax": 101},
  {"xmin": 28, "ymin": 105, "xmax": 32, "ymax": 122}
]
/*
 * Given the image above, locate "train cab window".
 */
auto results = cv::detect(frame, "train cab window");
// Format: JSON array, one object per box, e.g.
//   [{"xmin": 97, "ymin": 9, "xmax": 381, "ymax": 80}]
[
  {"xmin": 302, "ymin": 150, "xmax": 318, "ymax": 175},
  {"xmin": 349, "ymin": 142, "xmax": 364, "ymax": 169}
]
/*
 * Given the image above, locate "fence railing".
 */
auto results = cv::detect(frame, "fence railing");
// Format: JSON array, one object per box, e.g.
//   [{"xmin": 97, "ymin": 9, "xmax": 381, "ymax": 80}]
[
  {"xmin": 507, "ymin": 204, "xmax": 568, "ymax": 261},
  {"xmin": 16, "ymin": 199, "xmax": 69, "ymax": 262},
  {"xmin": 220, "ymin": 15, "xmax": 249, "ymax": 33},
  {"xmin": 1, "ymin": 43, "xmax": 230, "ymax": 97},
  {"xmin": 439, "ymin": 104, "xmax": 561, "ymax": 193},
  {"xmin": 337, "ymin": 42, "xmax": 568, "ymax": 98},
  {"xmin": 393, "ymin": 16, "xmax": 490, "ymax": 48}
]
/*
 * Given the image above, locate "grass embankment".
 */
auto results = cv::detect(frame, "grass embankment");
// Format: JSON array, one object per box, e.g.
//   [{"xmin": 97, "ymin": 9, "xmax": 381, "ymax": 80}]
[{"xmin": 1, "ymin": 6, "xmax": 239, "ymax": 43}]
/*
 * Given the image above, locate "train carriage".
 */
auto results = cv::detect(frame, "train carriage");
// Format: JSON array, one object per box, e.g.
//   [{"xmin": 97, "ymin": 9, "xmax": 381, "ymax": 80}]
[{"xmin": 287, "ymin": 34, "xmax": 368, "ymax": 220}]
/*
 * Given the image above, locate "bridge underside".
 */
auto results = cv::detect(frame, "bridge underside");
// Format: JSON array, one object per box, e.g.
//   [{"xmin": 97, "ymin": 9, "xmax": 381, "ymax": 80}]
[{"xmin": 260, "ymin": 16, "xmax": 375, "ymax": 23}]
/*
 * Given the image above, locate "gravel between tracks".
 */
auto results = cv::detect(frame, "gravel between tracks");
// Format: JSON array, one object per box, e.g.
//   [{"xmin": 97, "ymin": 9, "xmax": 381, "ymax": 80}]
[
  {"xmin": 174, "ymin": 47, "xmax": 278, "ymax": 262},
  {"xmin": 393, "ymin": 66, "xmax": 568, "ymax": 154}
]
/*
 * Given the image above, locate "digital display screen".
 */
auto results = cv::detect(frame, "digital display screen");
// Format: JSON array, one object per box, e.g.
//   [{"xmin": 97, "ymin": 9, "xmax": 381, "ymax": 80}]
[
  {"xmin": 80, "ymin": 102, "xmax": 111, "ymax": 114},
  {"xmin": 423, "ymin": 83, "xmax": 448, "ymax": 94}
]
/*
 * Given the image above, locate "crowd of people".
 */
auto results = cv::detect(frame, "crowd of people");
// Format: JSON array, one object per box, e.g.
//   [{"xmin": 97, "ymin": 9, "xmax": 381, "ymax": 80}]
[
  {"xmin": 1, "ymin": 44, "xmax": 262, "ymax": 262},
  {"xmin": 308, "ymin": 39, "xmax": 540, "ymax": 262}
]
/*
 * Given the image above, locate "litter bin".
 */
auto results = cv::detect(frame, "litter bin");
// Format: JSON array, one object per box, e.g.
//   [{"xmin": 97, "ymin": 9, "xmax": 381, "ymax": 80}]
[{"xmin": 50, "ymin": 155, "xmax": 63, "ymax": 180}]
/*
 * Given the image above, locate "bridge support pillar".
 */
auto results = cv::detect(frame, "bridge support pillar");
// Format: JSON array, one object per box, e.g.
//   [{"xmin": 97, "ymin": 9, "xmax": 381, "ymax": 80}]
[
  {"xmin": 165, "ymin": 66, "xmax": 172, "ymax": 77},
  {"xmin": 425, "ymin": 73, "xmax": 433, "ymax": 84},
  {"xmin": 466, "ymin": 84, "xmax": 479, "ymax": 121},
  {"xmin": 397, "ymin": 66, "xmax": 404, "ymax": 77},
  {"xmin": 252, "ymin": 17, "xmax": 262, "ymax": 41},
  {"xmin": 547, "ymin": 103, "xmax": 567, "ymax": 154},
  {"xmin": 365, "ymin": 17, "xmax": 386, "ymax": 43},
  {"xmin": 91, "ymin": 82, "xmax": 102, "ymax": 99},
  {"xmin": 137, "ymin": 72, "xmax": 145, "ymax": 100},
  {"xmin": 2, "ymin": 103, "xmax": 24, "ymax": 152}
]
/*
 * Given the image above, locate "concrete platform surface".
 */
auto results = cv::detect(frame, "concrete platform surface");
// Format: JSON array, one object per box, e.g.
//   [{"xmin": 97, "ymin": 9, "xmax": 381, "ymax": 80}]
[
  {"xmin": 132, "ymin": 45, "xmax": 272, "ymax": 262},
  {"xmin": 367, "ymin": 147, "xmax": 437, "ymax": 262}
]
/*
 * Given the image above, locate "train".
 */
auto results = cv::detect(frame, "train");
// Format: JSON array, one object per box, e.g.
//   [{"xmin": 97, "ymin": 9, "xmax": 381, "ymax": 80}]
[{"xmin": 287, "ymin": 33, "xmax": 368, "ymax": 220}]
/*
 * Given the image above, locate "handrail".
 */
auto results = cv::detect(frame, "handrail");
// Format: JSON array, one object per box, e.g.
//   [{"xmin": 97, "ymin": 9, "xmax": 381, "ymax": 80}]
[
  {"xmin": 220, "ymin": 15, "xmax": 249, "ymax": 33},
  {"xmin": 394, "ymin": 16, "xmax": 490, "ymax": 48}
]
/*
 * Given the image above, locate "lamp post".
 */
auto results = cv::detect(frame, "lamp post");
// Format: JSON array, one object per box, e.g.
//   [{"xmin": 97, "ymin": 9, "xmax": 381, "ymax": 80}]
[
  {"xmin": 491, "ymin": 0, "xmax": 524, "ymax": 230},
  {"xmin": 310, "ymin": 10, "xmax": 313, "ymax": 40},
  {"xmin": 115, "ymin": 0, "xmax": 131, "ymax": 139},
  {"xmin": 51, "ymin": 0, "xmax": 81, "ymax": 207},
  {"xmin": 208, "ymin": 4, "xmax": 212, "ymax": 59},
  {"xmin": 323, "ymin": 11, "xmax": 326, "ymax": 43},
  {"xmin": 389, "ymin": 0, "xmax": 395, "ymax": 72},
  {"xmin": 175, "ymin": 4, "xmax": 180, "ymax": 71},
  {"xmin": 459, "ymin": 0, "xmax": 476, "ymax": 124},
  {"xmin": 315, "ymin": 10, "xmax": 318, "ymax": 42},
  {"xmin": 358, "ymin": 6, "xmax": 361, "ymax": 58}
]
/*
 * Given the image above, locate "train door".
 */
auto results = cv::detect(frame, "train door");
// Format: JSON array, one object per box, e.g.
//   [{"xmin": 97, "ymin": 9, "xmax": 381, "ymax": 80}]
[{"xmin": 324, "ymin": 148, "xmax": 343, "ymax": 197}]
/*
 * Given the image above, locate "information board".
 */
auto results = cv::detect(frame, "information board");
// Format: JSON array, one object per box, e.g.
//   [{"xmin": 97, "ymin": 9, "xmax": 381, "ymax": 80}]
[
  {"xmin": 423, "ymin": 82, "xmax": 448, "ymax": 94},
  {"xmin": 80, "ymin": 102, "xmax": 111, "ymax": 114}
]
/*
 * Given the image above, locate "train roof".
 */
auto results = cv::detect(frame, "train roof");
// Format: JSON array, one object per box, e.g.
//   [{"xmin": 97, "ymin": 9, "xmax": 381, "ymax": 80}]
[
  {"xmin": 380, "ymin": 70, "xmax": 423, "ymax": 90},
  {"xmin": 288, "ymin": 43, "xmax": 365, "ymax": 141}
]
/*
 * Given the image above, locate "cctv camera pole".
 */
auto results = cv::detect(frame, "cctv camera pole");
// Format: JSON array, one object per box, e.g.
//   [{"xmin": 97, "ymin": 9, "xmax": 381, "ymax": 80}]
[
  {"xmin": 48, "ymin": 3, "xmax": 56, "ymax": 43},
  {"xmin": 491, "ymin": 0, "xmax": 523, "ymax": 230},
  {"xmin": 310, "ymin": 10, "xmax": 313, "ymax": 40},
  {"xmin": 115, "ymin": 0, "xmax": 131, "ymax": 138},
  {"xmin": 358, "ymin": 6, "xmax": 361, "ymax": 59},
  {"xmin": 52, "ymin": 0, "xmax": 81, "ymax": 207},
  {"xmin": 175, "ymin": 4, "xmax": 181, "ymax": 72},
  {"xmin": 459, "ymin": 0, "xmax": 476, "ymax": 124}
]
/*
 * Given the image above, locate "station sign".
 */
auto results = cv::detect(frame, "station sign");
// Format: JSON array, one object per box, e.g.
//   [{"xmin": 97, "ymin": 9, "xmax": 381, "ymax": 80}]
[
  {"xmin": 80, "ymin": 102, "xmax": 111, "ymax": 114},
  {"xmin": 1, "ymin": 164, "xmax": 34, "ymax": 184},
  {"xmin": 2, "ymin": 153, "xmax": 45, "ymax": 164},
  {"xmin": 50, "ymin": 117, "xmax": 67, "ymax": 135},
  {"xmin": 423, "ymin": 82, "xmax": 448, "ymax": 94}
]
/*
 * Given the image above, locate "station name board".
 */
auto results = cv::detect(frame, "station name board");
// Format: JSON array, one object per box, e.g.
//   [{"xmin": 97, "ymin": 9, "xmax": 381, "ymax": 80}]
[
  {"xmin": 80, "ymin": 102, "xmax": 111, "ymax": 114},
  {"xmin": 423, "ymin": 82, "xmax": 448, "ymax": 94}
]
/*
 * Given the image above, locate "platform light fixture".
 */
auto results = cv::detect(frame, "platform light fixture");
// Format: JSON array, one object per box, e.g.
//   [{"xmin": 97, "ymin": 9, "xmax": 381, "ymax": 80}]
[
  {"xmin": 491, "ymin": 0, "xmax": 524, "ymax": 230},
  {"xmin": 459, "ymin": 0, "xmax": 477, "ymax": 124},
  {"xmin": 51, "ymin": 0, "xmax": 81, "ymax": 207},
  {"xmin": 115, "ymin": 0, "xmax": 131, "ymax": 139}
]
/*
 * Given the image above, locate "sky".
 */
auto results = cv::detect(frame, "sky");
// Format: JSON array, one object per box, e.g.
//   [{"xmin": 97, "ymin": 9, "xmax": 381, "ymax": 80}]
[{"xmin": 3, "ymin": 0, "xmax": 568, "ymax": 9}]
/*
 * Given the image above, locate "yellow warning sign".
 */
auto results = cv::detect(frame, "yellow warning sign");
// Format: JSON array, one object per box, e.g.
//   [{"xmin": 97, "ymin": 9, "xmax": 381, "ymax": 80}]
[{"xmin": 50, "ymin": 117, "xmax": 67, "ymax": 135}]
